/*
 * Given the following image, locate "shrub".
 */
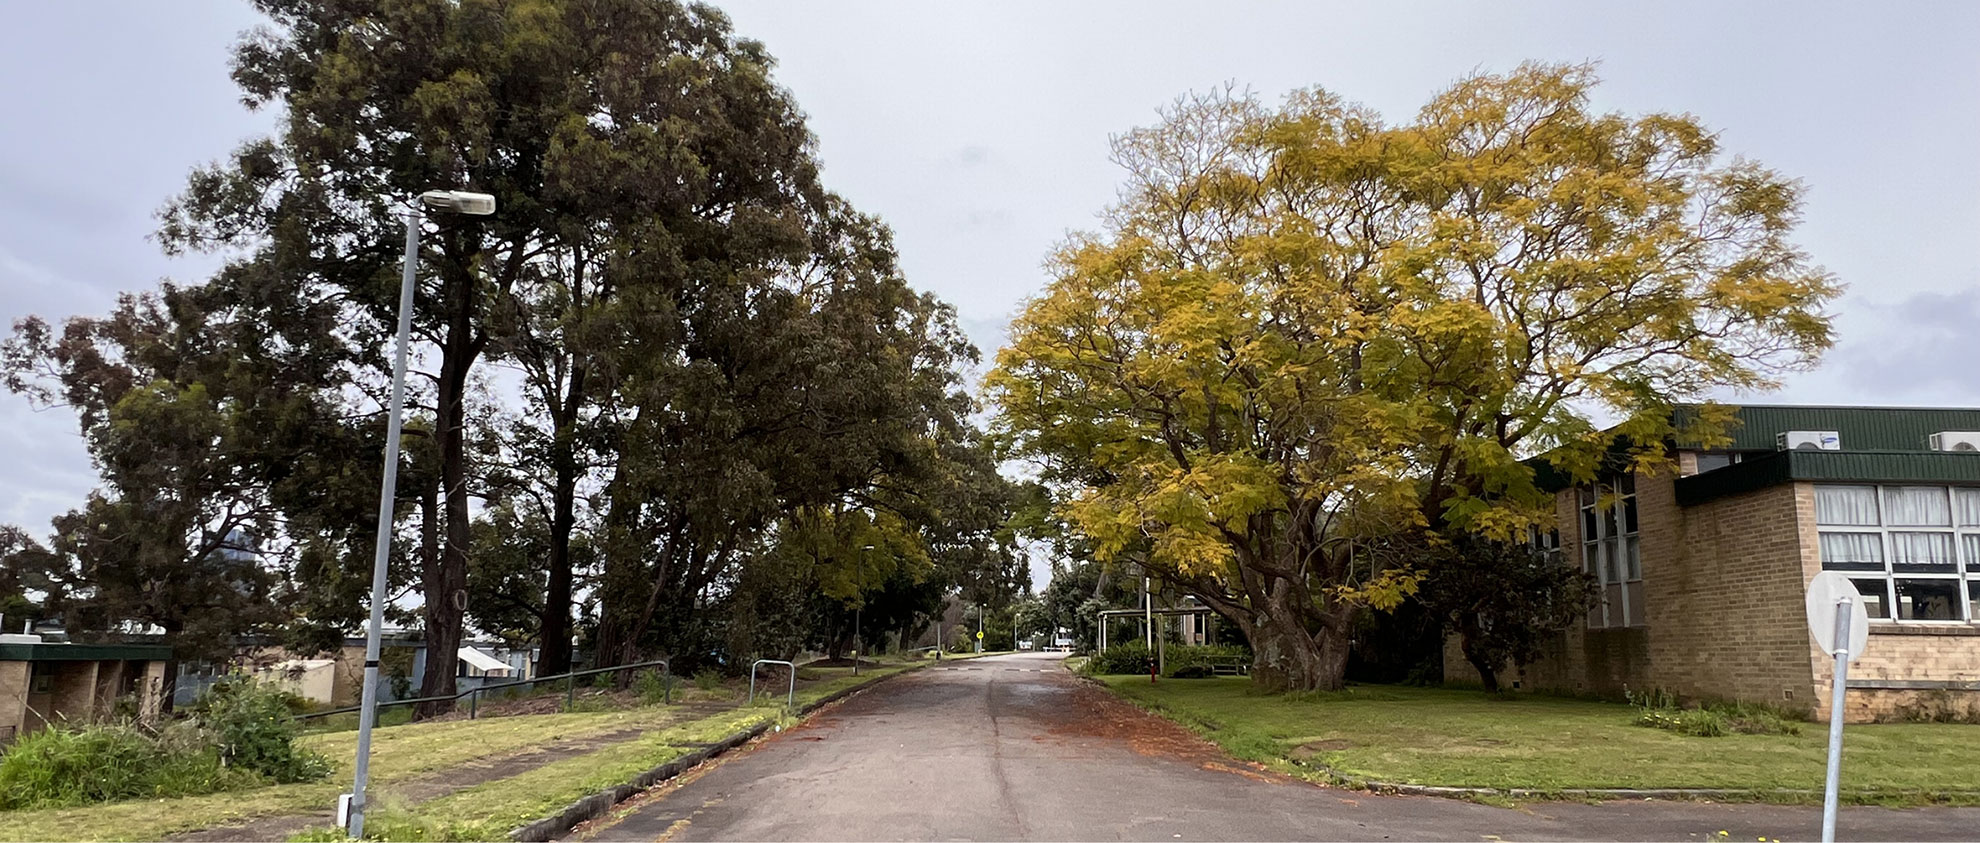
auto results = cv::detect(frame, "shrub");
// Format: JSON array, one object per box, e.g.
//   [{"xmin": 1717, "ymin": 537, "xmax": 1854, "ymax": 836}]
[
  {"xmin": 1082, "ymin": 642, "xmax": 1151, "ymax": 675},
  {"xmin": 633, "ymin": 669, "xmax": 671, "ymax": 705},
  {"xmin": 0, "ymin": 721, "xmax": 253, "ymax": 810},
  {"xmin": 1627, "ymin": 688, "xmax": 1800, "ymax": 737},
  {"xmin": 693, "ymin": 669, "xmax": 723, "ymax": 692},
  {"xmin": 191, "ymin": 678, "xmax": 332, "ymax": 783},
  {"xmin": 1160, "ymin": 644, "xmax": 1251, "ymax": 678}
]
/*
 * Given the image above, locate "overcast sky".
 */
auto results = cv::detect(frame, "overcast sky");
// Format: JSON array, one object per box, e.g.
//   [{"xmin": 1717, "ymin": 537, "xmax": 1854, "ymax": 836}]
[{"xmin": 3, "ymin": 2, "xmax": 1977, "ymax": 591}]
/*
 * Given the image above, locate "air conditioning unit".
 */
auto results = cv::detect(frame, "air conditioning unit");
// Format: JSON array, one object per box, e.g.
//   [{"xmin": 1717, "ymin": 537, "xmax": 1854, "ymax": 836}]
[
  {"xmin": 1778, "ymin": 430, "xmax": 1841, "ymax": 451},
  {"xmin": 1929, "ymin": 431, "xmax": 1980, "ymax": 452}
]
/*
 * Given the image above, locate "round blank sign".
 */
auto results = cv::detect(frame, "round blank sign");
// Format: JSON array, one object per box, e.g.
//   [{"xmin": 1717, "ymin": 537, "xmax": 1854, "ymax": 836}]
[{"xmin": 1805, "ymin": 571, "xmax": 1870, "ymax": 663}]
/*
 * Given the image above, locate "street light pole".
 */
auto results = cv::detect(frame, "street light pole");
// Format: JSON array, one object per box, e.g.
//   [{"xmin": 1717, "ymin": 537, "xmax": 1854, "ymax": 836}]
[{"xmin": 345, "ymin": 190, "xmax": 493, "ymax": 839}]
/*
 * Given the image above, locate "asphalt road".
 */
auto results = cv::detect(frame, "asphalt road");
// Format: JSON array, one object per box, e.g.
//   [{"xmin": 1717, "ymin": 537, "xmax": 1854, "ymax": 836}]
[{"xmin": 570, "ymin": 652, "xmax": 1980, "ymax": 842}]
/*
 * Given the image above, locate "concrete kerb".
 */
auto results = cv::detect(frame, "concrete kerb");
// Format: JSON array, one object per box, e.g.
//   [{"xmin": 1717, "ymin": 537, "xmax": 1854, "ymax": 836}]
[
  {"xmin": 1070, "ymin": 670, "xmax": 1980, "ymax": 808},
  {"xmin": 508, "ymin": 661, "xmax": 935, "ymax": 842}
]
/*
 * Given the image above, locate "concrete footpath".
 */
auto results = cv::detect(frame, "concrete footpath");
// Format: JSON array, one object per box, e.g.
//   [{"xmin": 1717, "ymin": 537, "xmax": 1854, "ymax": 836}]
[{"xmin": 568, "ymin": 652, "xmax": 1980, "ymax": 842}]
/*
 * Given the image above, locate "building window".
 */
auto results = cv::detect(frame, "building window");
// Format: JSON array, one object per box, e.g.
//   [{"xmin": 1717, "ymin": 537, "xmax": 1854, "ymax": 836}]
[
  {"xmin": 1815, "ymin": 484, "xmax": 1979, "ymax": 624},
  {"xmin": 1580, "ymin": 474, "xmax": 1641, "ymax": 628}
]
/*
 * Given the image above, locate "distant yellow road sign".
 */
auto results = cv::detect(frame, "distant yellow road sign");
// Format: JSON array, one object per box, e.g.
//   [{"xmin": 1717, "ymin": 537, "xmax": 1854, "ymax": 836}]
[{"xmin": 975, "ymin": 631, "xmax": 984, "ymax": 639}]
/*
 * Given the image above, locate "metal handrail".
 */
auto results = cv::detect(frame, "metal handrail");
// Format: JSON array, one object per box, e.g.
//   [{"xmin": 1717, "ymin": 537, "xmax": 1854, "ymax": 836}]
[
  {"xmin": 748, "ymin": 659, "xmax": 796, "ymax": 709},
  {"xmin": 294, "ymin": 658, "xmax": 671, "ymax": 722}
]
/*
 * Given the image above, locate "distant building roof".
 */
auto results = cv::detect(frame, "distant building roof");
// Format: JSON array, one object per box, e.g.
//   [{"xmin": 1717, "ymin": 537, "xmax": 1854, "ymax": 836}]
[{"xmin": 0, "ymin": 640, "xmax": 174, "ymax": 662}]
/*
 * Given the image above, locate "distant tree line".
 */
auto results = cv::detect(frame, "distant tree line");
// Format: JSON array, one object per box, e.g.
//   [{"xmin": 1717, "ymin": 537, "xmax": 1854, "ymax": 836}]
[{"xmin": 0, "ymin": 0, "xmax": 1026, "ymax": 714}]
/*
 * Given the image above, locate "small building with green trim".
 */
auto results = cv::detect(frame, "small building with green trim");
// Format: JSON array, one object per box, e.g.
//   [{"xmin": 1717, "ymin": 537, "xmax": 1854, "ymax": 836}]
[
  {"xmin": 0, "ymin": 636, "xmax": 173, "ymax": 742},
  {"xmin": 1445, "ymin": 405, "xmax": 1980, "ymax": 722}
]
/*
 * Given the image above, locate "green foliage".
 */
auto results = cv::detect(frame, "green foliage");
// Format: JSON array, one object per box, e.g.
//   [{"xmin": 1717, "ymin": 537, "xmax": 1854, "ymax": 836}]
[
  {"xmin": 693, "ymin": 669, "xmax": 723, "ymax": 692},
  {"xmin": 990, "ymin": 63, "xmax": 1838, "ymax": 693},
  {"xmin": 1083, "ymin": 642, "xmax": 1152, "ymax": 675},
  {"xmin": 633, "ymin": 669, "xmax": 671, "ymax": 705},
  {"xmin": 1420, "ymin": 537, "xmax": 1597, "ymax": 693},
  {"xmin": 190, "ymin": 678, "xmax": 333, "ymax": 783},
  {"xmin": 1628, "ymin": 689, "xmax": 1801, "ymax": 737},
  {"xmin": 0, "ymin": 721, "xmax": 257, "ymax": 810},
  {"xmin": 1160, "ymin": 644, "xmax": 1252, "ymax": 678}
]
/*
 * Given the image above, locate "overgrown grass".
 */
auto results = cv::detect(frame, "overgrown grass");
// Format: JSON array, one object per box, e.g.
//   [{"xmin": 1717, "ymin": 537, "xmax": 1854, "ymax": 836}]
[
  {"xmin": 0, "ymin": 707, "xmax": 668, "ymax": 842},
  {"xmin": 1097, "ymin": 676, "xmax": 1980, "ymax": 803},
  {"xmin": 0, "ymin": 681, "xmax": 329, "ymax": 813}
]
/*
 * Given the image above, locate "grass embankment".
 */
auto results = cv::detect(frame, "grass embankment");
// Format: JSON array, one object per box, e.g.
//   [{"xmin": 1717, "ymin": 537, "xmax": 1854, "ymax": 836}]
[
  {"xmin": 348, "ymin": 662, "xmax": 921, "ymax": 840},
  {"xmin": 0, "ymin": 660, "xmax": 923, "ymax": 842},
  {"xmin": 1097, "ymin": 676, "xmax": 1980, "ymax": 804}
]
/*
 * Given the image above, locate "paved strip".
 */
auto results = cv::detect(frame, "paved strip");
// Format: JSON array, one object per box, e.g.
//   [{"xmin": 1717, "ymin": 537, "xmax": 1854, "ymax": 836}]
[{"xmin": 571, "ymin": 652, "xmax": 1980, "ymax": 842}]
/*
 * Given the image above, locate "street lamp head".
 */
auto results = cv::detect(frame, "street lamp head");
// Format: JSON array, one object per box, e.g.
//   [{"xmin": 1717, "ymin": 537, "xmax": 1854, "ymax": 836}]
[{"xmin": 418, "ymin": 189, "xmax": 496, "ymax": 216}]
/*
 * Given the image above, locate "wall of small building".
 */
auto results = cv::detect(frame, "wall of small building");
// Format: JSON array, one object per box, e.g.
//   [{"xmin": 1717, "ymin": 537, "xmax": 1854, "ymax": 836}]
[
  {"xmin": 0, "ymin": 661, "xmax": 27, "ymax": 742},
  {"xmin": 1794, "ymin": 498, "xmax": 1980, "ymax": 722},
  {"xmin": 1447, "ymin": 475, "xmax": 1820, "ymax": 712}
]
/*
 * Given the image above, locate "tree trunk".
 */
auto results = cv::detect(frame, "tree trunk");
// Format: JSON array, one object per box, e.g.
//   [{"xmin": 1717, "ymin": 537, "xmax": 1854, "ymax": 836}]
[
  {"xmin": 416, "ymin": 272, "xmax": 477, "ymax": 718},
  {"xmin": 537, "ymin": 365, "xmax": 585, "ymax": 676},
  {"xmin": 1245, "ymin": 591, "xmax": 1354, "ymax": 692},
  {"xmin": 538, "ymin": 441, "xmax": 578, "ymax": 675},
  {"xmin": 1457, "ymin": 614, "xmax": 1502, "ymax": 693}
]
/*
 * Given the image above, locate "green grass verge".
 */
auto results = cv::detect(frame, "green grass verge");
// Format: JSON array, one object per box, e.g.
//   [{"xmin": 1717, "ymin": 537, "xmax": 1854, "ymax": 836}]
[
  {"xmin": 0, "ymin": 706, "xmax": 685, "ymax": 842},
  {"xmin": 1097, "ymin": 677, "xmax": 1980, "ymax": 804}
]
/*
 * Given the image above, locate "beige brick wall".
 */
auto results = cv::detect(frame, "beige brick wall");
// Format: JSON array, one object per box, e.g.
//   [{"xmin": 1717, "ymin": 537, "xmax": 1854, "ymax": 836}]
[
  {"xmin": 1447, "ymin": 476, "xmax": 1817, "ymax": 710},
  {"xmin": 1449, "ymin": 476, "xmax": 1980, "ymax": 722}
]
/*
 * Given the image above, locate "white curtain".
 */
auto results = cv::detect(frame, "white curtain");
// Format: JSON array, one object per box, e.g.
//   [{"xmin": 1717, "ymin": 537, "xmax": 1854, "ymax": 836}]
[
  {"xmin": 1956, "ymin": 489, "xmax": 1980, "ymax": 527},
  {"xmin": 1816, "ymin": 485, "xmax": 1880, "ymax": 526},
  {"xmin": 1884, "ymin": 486, "xmax": 1952, "ymax": 526},
  {"xmin": 1966, "ymin": 534, "xmax": 1980, "ymax": 572},
  {"xmin": 1819, "ymin": 531, "xmax": 1883, "ymax": 567},
  {"xmin": 1890, "ymin": 532, "xmax": 1956, "ymax": 571}
]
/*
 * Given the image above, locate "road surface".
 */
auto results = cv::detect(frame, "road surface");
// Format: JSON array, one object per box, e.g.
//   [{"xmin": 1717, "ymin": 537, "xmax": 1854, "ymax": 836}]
[{"xmin": 571, "ymin": 652, "xmax": 1978, "ymax": 841}]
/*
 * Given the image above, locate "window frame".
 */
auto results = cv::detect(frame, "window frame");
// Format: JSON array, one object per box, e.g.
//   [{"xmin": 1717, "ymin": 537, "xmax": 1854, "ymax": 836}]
[
  {"xmin": 1815, "ymin": 483, "xmax": 1977, "ymax": 624},
  {"xmin": 1580, "ymin": 475, "xmax": 1642, "ymax": 629}
]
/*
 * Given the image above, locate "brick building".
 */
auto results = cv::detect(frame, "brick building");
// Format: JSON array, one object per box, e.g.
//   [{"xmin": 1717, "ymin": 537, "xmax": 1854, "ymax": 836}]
[{"xmin": 1445, "ymin": 405, "xmax": 1980, "ymax": 722}]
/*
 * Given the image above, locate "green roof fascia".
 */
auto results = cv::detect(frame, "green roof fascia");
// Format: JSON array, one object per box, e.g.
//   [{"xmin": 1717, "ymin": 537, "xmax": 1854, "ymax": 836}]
[
  {"xmin": 0, "ymin": 642, "xmax": 175, "ymax": 662},
  {"xmin": 1675, "ymin": 450, "xmax": 1980, "ymax": 507}
]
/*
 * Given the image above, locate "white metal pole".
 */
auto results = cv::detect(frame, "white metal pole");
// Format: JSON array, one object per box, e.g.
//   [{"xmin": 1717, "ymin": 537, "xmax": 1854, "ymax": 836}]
[
  {"xmin": 1821, "ymin": 597, "xmax": 1851, "ymax": 843},
  {"xmin": 977, "ymin": 603, "xmax": 984, "ymax": 653},
  {"xmin": 347, "ymin": 211, "xmax": 420, "ymax": 838}
]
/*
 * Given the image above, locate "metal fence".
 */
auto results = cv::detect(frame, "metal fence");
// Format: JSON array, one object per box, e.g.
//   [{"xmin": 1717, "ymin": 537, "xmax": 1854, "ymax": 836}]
[{"xmin": 293, "ymin": 659, "xmax": 671, "ymax": 723}]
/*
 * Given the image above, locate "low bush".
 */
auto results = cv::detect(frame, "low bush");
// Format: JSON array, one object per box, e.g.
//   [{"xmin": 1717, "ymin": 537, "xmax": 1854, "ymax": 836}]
[
  {"xmin": 693, "ymin": 669, "xmax": 723, "ymax": 691},
  {"xmin": 0, "ymin": 678, "xmax": 330, "ymax": 811},
  {"xmin": 1627, "ymin": 688, "xmax": 1800, "ymax": 737},
  {"xmin": 633, "ymin": 669, "xmax": 671, "ymax": 705},
  {"xmin": 1080, "ymin": 643, "xmax": 1251, "ymax": 678},
  {"xmin": 0, "ymin": 721, "xmax": 254, "ymax": 810},
  {"xmin": 1161, "ymin": 644, "xmax": 1251, "ymax": 678},
  {"xmin": 190, "ymin": 678, "xmax": 333, "ymax": 782},
  {"xmin": 1082, "ymin": 642, "xmax": 1151, "ymax": 675}
]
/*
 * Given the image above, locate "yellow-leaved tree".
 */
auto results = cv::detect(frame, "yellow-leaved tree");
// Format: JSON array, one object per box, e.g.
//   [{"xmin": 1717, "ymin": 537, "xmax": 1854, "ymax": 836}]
[{"xmin": 988, "ymin": 64, "xmax": 1837, "ymax": 691}]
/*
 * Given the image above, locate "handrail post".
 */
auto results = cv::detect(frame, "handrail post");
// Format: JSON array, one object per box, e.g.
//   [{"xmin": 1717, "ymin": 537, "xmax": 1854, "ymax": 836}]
[
  {"xmin": 567, "ymin": 672, "xmax": 576, "ymax": 711},
  {"xmin": 749, "ymin": 659, "xmax": 796, "ymax": 709},
  {"xmin": 469, "ymin": 687, "xmax": 478, "ymax": 720}
]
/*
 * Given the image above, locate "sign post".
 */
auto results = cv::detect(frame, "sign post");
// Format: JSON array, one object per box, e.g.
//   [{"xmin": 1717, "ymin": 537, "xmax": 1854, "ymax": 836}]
[{"xmin": 1805, "ymin": 571, "xmax": 1869, "ymax": 843}]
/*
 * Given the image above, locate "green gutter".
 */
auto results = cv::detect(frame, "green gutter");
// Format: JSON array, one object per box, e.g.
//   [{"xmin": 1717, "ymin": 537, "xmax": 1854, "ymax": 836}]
[
  {"xmin": 0, "ymin": 642, "xmax": 174, "ymax": 662},
  {"xmin": 1675, "ymin": 450, "xmax": 1980, "ymax": 506}
]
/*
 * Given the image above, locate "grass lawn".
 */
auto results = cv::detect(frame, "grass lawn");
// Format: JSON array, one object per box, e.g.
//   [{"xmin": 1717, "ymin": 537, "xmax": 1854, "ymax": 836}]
[
  {"xmin": 1097, "ymin": 676, "xmax": 1980, "ymax": 803},
  {"xmin": 0, "ymin": 661, "xmax": 923, "ymax": 842}
]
